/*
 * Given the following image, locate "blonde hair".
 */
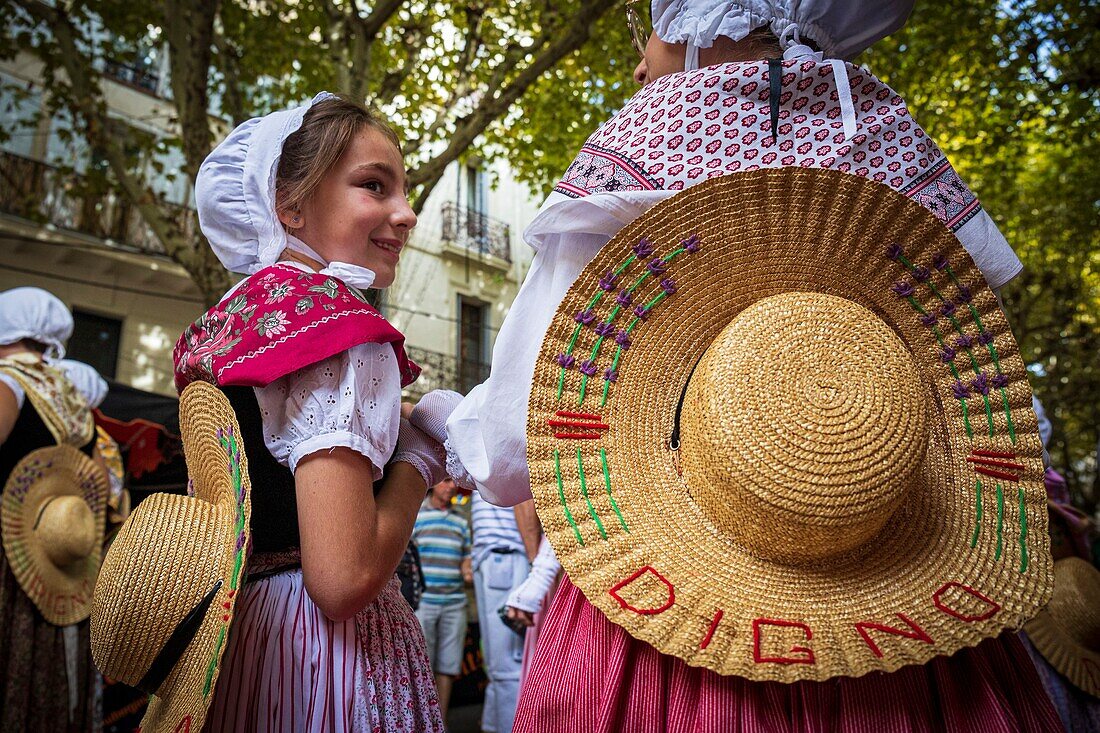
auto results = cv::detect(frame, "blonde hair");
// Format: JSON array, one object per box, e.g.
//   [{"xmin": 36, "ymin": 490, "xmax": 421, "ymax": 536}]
[{"xmin": 276, "ymin": 95, "xmax": 402, "ymax": 215}]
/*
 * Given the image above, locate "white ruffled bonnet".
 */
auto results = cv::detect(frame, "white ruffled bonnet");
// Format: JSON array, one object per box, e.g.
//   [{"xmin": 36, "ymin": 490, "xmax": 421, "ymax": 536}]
[
  {"xmin": 651, "ymin": 0, "xmax": 915, "ymax": 60},
  {"xmin": 196, "ymin": 92, "xmax": 336, "ymax": 275},
  {"xmin": 59, "ymin": 359, "xmax": 109, "ymax": 409},
  {"xmin": 0, "ymin": 287, "xmax": 73, "ymax": 360}
]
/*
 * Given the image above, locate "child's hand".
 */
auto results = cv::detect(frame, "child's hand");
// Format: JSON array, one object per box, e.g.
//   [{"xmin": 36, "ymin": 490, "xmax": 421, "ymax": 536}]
[{"xmin": 401, "ymin": 400, "xmax": 416, "ymax": 420}]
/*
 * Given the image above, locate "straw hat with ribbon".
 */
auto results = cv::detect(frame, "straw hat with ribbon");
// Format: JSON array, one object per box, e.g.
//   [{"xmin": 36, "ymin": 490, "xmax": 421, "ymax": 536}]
[
  {"xmin": 1, "ymin": 445, "xmax": 107, "ymax": 625},
  {"xmin": 1025, "ymin": 557, "xmax": 1100, "ymax": 697},
  {"xmin": 91, "ymin": 380, "xmax": 251, "ymax": 732},
  {"xmin": 526, "ymin": 167, "xmax": 1052, "ymax": 682}
]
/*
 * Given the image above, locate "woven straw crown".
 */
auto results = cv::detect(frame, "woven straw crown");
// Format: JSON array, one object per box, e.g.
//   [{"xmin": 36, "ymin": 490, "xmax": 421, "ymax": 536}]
[
  {"xmin": 526, "ymin": 168, "xmax": 1052, "ymax": 682},
  {"xmin": 1, "ymin": 445, "xmax": 107, "ymax": 625},
  {"xmin": 1025, "ymin": 557, "xmax": 1100, "ymax": 697},
  {"xmin": 91, "ymin": 381, "xmax": 251, "ymax": 733}
]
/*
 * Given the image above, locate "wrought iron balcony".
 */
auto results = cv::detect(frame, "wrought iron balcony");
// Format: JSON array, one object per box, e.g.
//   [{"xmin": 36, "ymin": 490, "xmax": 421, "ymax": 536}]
[
  {"xmin": 0, "ymin": 149, "xmax": 194, "ymax": 255},
  {"xmin": 405, "ymin": 346, "xmax": 490, "ymax": 396},
  {"xmin": 103, "ymin": 58, "xmax": 161, "ymax": 95},
  {"xmin": 440, "ymin": 201, "xmax": 512, "ymax": 263}
]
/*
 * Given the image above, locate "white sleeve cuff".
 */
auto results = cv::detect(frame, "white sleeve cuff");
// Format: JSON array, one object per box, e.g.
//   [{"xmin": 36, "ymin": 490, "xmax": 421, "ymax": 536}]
[{"xmin": 289, "ymin": 430, "xmax": 386, "ymax": 480}]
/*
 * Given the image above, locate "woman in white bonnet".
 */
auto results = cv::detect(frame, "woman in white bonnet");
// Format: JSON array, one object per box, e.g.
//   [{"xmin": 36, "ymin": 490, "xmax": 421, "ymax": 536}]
[
  {"xmin": 407, "ymin": 1, "xmax": 1064, "ymax": 730},
  {"xmin": 0, "ymin": 287, "xmax": 103, "ymax": 731},
  {"xmin": 172, "ymin": 93, "xmax": 447, "ymax": 731}
]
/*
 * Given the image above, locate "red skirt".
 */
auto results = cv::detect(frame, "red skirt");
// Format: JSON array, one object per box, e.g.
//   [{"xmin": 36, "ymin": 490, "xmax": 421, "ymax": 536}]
[{"xmin": 514, "ymin": 576, "xmax": 1063, "ymax": 733}]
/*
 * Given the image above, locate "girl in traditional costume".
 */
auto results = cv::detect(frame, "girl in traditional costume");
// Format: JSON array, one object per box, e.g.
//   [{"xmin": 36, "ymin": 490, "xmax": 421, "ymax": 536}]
[
  {"xmin": 409, "ymin": 1, "xmax": 1066, "ymax": 729},
  {"xmin": 0, "ymin": 287, "xmax": 105, "ymax": 732},
  {"xmin": 172, "ymin": 93, "xmax": 446, "ymax": 731}
]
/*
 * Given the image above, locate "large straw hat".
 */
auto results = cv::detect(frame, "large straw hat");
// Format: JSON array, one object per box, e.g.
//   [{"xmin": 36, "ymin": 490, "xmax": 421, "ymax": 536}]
[
  {"xmin": 1025, "ymin": 557, "xmax": 1100, "ymax": 697},
  {"xmin": 91, "ymin": 381, "xmax": 251, "ymax": 732},
  {"xmin": 527, "ymin": 168, "xmax": 1052, "ymax": 682},
  {"xmin": 1, "ymin": 445, "xmax": 106, "ymax": 625}
]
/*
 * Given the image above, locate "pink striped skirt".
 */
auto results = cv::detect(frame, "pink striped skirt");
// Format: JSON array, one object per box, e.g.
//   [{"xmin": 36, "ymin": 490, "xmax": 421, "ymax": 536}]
[
  {"xmin": 204, "ymin": 568, "xmax": 444, "ymax": 732},
  {"xmin": 515, "ymin": 576, "xmax": 1064, "ymax": 733}
]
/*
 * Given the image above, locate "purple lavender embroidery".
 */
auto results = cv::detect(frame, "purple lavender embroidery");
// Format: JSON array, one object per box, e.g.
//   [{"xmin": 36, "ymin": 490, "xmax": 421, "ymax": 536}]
[
  {"xmin": 891, "ymin": 281, "xmax": 915, "ymax": 298},
  {"xmin": 885, "ymin": 243, "xmax": 903, "ymax": 261},
  {"xmin": 955, "ymin": 285, "xmax": 972, "ymax": 303},
  {"xmin": 940, "ymin": 301, "xmax": 956, "ymax": 317},
  {"xmin": 555, "ymin": 353, "xmax": 576, "ymax": 369},
  {"xmin": 603, "ymin": 368, "xmax": 618, "ymax": 383},
  {"xmin": 598, "ymin": 272, "xmax": 619, "ymax": 291},
  {"xmin": 579, "ymin": 360, "xmax": 598, "ymax": 377},
  {"xmin": 660, "ymin": 278, "xmax": 677, "ymax": 294},
  {"xmin": 646, "ymin": 258, "xmax": 667, "ymax": 276},
  {"xmin": 633, "ymin": 305, "xmax": 650, "ymax": 320},
  {"xmin": 615, "ymin": 290, "xmax": 633, "ymax": 307},
  {"xmin": 574, "ymin": 309, "xmax": 596, "ymax": 325},
  {"xmin": 971, "ymin": 372, "xmax": 991, "ymax": 395},
  {"xmin": 912, "ymin": 266, "xmax": 931, "ymax": 283},
  {"xmin": 919, "ymin": 312, "xmax": 938, "ymax": 327},
  {"xmin": 594, "ymin": 321, "xmax": 615, "ymax": 337},
  {"xmin": 955, "ymin": 334, "xmax": 974, "ymax": 349},
  {"xmin": 939, "ymin": 346, "xmax": 957, "ymax": 363},
  {"xmin": 236, "ymin": 532, "xmax": 247, "ymax": 551},
  {"xmin": 977, "ymin": 330, "xmax": 994, "ymax": 345},
  {"xmin": 633, "ymin": 238, "xmax": 655, "ymax": 257},
  {"xmin": 682, "ymin": 234, "xmax": 702, "ymax": 253},
  {"xmin": 932, "ymin": 253, "xmax": 949, "ymax": 271},
  {"xmin": 990, "ymin": 373, "xmax": 1009, "ymax": 389},
  {"xmin": 615, "ymin": 331, "xmax": 632, "ymax": 350},
  {"xmin": 951, "ymin": 381, "xmax": 971, "ymax": 399}
]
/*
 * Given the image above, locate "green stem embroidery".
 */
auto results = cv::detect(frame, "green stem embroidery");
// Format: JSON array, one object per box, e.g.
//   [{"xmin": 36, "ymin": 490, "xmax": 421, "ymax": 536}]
[
  {"xmin": 995, "ymin": 483, "xmax": 1004, "ymax": 561},
  {"xmin": 553, "ymin": 450, "xmax": 583, "ymax": 546},
  {"xmin": 1018, "ymin": 486, "xmax": 1029, "ymax": 573},
  {"xmin": 577, "ymin": 449, "xmax": 607, "ymax": 540},
  {"xmin": 203, "ymin": 627, "xmax": 227, "ymax": 697},
  {"xmin": 600, "ymin": 448, "xmax": 629, "ymax": 532},
  {"xmin": 970, "ymin": 479, "xmax": 983, "ymax": 548}
]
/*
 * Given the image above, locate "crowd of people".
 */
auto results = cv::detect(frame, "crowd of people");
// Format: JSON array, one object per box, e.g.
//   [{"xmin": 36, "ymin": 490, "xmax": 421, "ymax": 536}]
[{"xmin": 1, "ymin": 1, "xmax": 1099, "ymax": 731}]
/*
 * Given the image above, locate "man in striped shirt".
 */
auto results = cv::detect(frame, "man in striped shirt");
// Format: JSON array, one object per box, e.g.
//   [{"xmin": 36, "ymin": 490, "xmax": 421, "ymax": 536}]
[{"xmin": 412, "ymin": 477, "xmax": 473, "ymax": 720}]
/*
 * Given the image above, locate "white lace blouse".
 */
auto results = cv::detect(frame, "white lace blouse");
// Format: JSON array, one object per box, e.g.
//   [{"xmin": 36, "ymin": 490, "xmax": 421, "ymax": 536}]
[{"xmin": 254, "ymin": 342, "xmax": 402, "ymax": 479}]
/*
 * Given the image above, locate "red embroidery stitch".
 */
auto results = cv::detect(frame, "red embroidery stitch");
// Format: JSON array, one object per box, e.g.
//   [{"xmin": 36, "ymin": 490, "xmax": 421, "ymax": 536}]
[
  {"xmin": 973, "ymin": 466, "xmax": 1021, "ymax": 482},
  {"xmin": 966, "ymin": 456, "xmax": 1026, "ymax": 471},
  {"xmin": 548, "ymin": 420, "xmax": 610, "ymax": 430},
  {"xmin": 700, "ymin": 609, "xmax": 724, "ymax": 649},
  {"xmin": 854, "ymin": 613, "xmax": 933, "ymax": 658},
  {"xmin": 555, "ymin": 410, "xmax": 603, "ymax": 420},
  {"xmin": 173, "ymin": 716, "xmax": 192, "ymax": 733},
  {"xmin": 752, "ymin": 618, "xmax": 815, "ymax": 665},
  {"xmin": 554, "ymin": 432, "xmax": 603, "ymax": 440},
  {"xmin": 972, "ymin": 449, "xmax": 1016, "ymax": 459},
  {"xmin": 608, "ymin": 566, "xmax": 676, "ymax": 615},
  {"xmin": 932, "ymin": 582, "xmax": 1000, "ymax": 622}
]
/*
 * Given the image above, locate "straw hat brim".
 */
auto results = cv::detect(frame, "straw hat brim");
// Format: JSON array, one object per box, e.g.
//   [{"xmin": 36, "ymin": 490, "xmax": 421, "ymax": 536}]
[
  {"xmin": 90, "ymin": 381, "xmax": 250, "ymax": 733},
  {"xmin": 1025, "ymin": 558, "xmax": 1100, "ymax": 698},
  {"xmin": 2, "ymin": 445, "xmax": 106, "ymax": 625},
  {"xmin": 527, "ymin": 168, "xmax": 1052, "ymax": 682}
]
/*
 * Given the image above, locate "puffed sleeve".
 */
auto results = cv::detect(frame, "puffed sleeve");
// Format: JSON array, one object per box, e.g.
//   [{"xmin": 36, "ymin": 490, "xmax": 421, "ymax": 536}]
[
  {"xmin": 254, "ymin": 342, "xmax": 402, "ymax": 479},
  {"xmin": 0, "ymin": 373, "xmax": 25, "ymax": 410}
]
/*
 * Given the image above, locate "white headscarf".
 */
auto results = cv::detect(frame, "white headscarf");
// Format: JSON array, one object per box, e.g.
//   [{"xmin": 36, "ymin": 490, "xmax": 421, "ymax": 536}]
[
  {"xmin": 652, "ymin": 0, "xmax": 915, "ymax": 68},
  {"xmin": 58, "ymin": 359, "xmax": 109, "ymax": 409},
  {"xmin": 196, "ymin": 91, "xmax": 377, "ymax": 289},
  {"xmin": 0, "ymin": 287, "xmax": 73, "ymax": 360}
]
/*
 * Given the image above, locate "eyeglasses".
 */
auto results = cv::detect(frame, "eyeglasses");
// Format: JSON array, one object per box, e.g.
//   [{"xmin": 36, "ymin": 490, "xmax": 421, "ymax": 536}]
[{"xmin": 626, "ymin": 0, "xmax": 649, "ymax": 60}]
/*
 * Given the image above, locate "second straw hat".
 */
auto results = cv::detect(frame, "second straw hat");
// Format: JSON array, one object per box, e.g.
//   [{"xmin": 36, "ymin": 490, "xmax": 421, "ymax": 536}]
[
  {"xmin": 527, "ymin": 168, "xmax": 1052, "ymax": 682},
  {"xmin": 91, "ymin": 381, "xmax": 251, "ymax": 732}
]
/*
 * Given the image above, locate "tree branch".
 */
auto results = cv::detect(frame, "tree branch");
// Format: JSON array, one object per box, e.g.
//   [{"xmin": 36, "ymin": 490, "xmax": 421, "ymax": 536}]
[
  {"xmin": 360, "ymin": 0, "xmax": 406, "ymax": 41},
  {"xmin": 408, "ymin": 0, "xmax": 617, "ymax": 200}
]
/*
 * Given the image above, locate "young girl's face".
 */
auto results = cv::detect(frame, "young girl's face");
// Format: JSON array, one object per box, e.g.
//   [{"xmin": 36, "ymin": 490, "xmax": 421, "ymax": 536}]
[{"xmin": 295, "ymin": 127, "xmax": 416, "ymax": 288}]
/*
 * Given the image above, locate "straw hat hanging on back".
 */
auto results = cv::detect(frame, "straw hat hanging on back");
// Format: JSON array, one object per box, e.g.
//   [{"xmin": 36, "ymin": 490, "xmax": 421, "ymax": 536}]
[
  {"xmin": 1025, "ymin": 557, "xmax": 1100, "ymax": 698},
  {"xmin": 526, "ymin": 167, "xmax": 1052, "ymax": 682},
  {"xmin": 1, "ymin": 445, "xmax": 107, "ymax": 625},
  {"xmin": 91, "ymin": 381, "xmax": 251, "ymax": 732}
]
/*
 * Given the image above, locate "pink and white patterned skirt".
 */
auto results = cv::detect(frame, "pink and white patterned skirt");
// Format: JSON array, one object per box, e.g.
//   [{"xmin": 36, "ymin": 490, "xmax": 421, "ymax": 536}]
[{"xmin": 204, "ymin": 567, "xmax": 444, "ymax": 732}]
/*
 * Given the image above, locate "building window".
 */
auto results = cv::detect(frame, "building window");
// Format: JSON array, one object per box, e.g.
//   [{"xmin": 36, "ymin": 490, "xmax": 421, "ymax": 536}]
[
  {"xmin": 68, "ymin": 309, "xmax": 122, "ymax": 379},
  {"xmin": 457, "ymin": 296, "xmax": 489, "ymax": 394}
]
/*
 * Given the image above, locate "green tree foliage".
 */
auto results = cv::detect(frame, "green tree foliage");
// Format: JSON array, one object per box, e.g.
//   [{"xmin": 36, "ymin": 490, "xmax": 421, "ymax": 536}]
[{"xmin": 6, "ymin": 0, "xmax": 624, "ymax": 302}]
